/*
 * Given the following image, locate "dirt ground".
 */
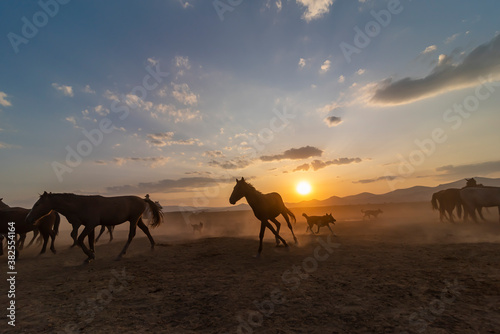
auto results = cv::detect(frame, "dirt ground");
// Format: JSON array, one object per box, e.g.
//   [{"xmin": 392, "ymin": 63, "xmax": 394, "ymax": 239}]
[{"xmin": 1, "ymin": 202, "xmax": 500, "ymax": 334}]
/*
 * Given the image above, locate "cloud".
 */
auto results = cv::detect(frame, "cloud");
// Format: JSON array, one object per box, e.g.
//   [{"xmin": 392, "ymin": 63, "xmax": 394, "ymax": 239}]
[
  {"xmin": 310, "ymin": 157, "xmax": 361, "ymax": 171},
  {"xmin": 105, "ymin": 177, "xmax": 234, "ymax": 195},
  {"xmin": 0, "ymin": 92, "xmax": 12, "ymax": 107},
  {"xmin": 371, "ymin": 34, "xmax": 500, "ymax": 105},
  {"xmin": 0, "ymin": 141, "xmax": 13, "ymax": 149},
  {"xmin": 356, "ymin": 68, "xmax": 365, "ymax": 75},
  {"xmin": 83, "ymin": 85, "xmax": 95, "ymax": 94},
  {"xmin": 146, "ymin": 132, "xmax": 202, "ymax": 147},
  {"xmin": 260, "ymin": 146, "xmax": 323, "ymax": 161},
  {"xmin": 353, "ymin": 175, "xmax": 398, "ymax": 184},
  {"xmin": 324, "ymin": 116, "xmax": 342, "ymax": 127},
  {"xmin": 338, "ymin": 75, "xmax": 345, "ymax": 83},
  {"xmin": 296, "ymin": 0, "xmax": 334, "ymax": 22},
  {"xmin": 203, "ymin": 150, "xmax": 224, "ymax": 158},
  {"xmin": 436, "ymin": 160, "xmax": 500, "ymax": 176},
  {"xmin": 65, "ymin": 116, "xmax": 79, "ymax": 128},
  {"xmin": 420, "ymin": 45, "xmax": 437, "ymax": 55},
  {"xmin": 319, "ymin": 59, "xmax": 331, "ymax": 74},
  {"xmin": 52, "ymin": 83, "xmax": 74, "ymax": 97},
  {"xmin": 293, "ymin": 163, "xmax": 310, "ymax": 172},
  {"xmin": 97, "ymin": 156, "xmax": 170, "ymax": 168},
  {"xmin": 172, "ymin": 83, "xmax": 198, "ymax": 106},
  {"xmin": 298, "ymin": 58, "xmax": 307, "ymax": 68},
  {"xmin": 445, "ymin": 33, "xmax": 460, "ymax": 44},
  {"xmin": 208, "ymin": 158, "xmax": 252, "ymax": 170}
]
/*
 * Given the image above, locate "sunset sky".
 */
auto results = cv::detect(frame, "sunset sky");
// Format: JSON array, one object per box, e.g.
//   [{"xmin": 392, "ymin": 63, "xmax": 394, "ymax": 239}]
[{"xmin": 1, "ymin": 0, "xmax": 500, "ymax": 208}]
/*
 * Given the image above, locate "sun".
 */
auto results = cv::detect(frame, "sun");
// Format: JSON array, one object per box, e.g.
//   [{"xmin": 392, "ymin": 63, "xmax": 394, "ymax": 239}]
[{"xmin": 296, "ymin": 181, "xmax": 312, "ymax": 195}]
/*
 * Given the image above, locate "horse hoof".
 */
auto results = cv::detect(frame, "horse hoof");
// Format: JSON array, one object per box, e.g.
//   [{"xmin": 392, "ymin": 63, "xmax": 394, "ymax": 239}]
[{"xmin": 253, "ymin": 254, "xmax": 261, "ymax": 259}]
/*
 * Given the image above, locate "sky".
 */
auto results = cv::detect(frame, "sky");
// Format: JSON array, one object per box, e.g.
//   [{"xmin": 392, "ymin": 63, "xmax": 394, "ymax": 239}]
[{"xmin": 1, "ymin": 0, "xmax": 500, "ymax": 208}]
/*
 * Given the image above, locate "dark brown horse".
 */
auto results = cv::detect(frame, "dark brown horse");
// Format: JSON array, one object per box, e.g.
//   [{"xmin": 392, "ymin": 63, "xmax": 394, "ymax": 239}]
[
  {"xmin": 229, "ymin": 178, "xmax": 297, "ymax": 257},
  {"xmin": 26, "ymin": 192, "xmax": 163, "ymax": 263},
  {"xmin": 431, "ymin": 189, "xmax": 463, "ymax": 223},
  {"xmin": 0, "ymin": 204, "xmax": 59, "ymax": 258}
]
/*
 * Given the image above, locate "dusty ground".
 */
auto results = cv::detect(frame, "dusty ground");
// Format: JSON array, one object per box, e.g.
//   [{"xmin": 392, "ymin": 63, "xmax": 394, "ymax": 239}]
[{"xmin": 1, "ymin": 202, "xmax": 500, "ymax": 334}]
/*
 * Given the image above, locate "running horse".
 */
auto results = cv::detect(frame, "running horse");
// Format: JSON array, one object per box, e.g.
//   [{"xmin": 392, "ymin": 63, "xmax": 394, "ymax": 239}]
[
  {"xmin": 460, "ymin": 186, "xmax": 500, "ymax": 223},
  {"xmin": 0, "ymin": 204, "xmax": 59, "ymax": 258},
  {"xmin": 229, "ymin": 178, "xmax": 298, "ymax": 257},
  {"xmin": 26, "ymin": 192, "xmax": 163, "ymax": 263}
]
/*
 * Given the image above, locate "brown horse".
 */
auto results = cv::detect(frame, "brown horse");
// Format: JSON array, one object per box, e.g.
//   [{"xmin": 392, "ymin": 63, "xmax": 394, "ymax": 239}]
[
  {"xmin": 431, "ymin": 189, "xmax": 463, "ymax": 223},
  {"xmin": 0, "ymin": 204, "xmax": 59, "ymax": 258},
  {"xmin": 26, "ymin": 192, "xmax": 163, "ymax": 263},
  {"xmin": 229, "ymin": 178, "xmax": 297, "ymax": 257}
]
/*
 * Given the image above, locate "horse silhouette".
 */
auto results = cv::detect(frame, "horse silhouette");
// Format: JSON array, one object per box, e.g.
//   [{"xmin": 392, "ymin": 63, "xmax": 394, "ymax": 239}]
[
  {"xmin": 229, "ymin": 177, "xmax": 297, "ymax": 257},
  {"xmin": 26, "ymin": 192, "xmax": 163, "ymax": 263},
  {"xmin": 0, "ymin": 199, "xmax": 59, "ymax": 258}
]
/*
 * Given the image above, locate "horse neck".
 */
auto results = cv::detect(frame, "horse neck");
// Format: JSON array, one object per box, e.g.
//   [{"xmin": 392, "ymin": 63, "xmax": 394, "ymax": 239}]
[
  {"xmin": 47, "ymin": 194, "xmax": 76, "ymax": 216},
  {"xmin": 243, "ymin": 187, "xmax": 263, "ymax": 208}
]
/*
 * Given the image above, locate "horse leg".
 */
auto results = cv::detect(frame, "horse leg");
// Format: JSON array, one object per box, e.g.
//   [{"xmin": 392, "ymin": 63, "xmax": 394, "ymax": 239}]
[
  {"xmin": 270, "ymin": 218, "xmax": 281, "ymax": 246},
  {"xmin": 18, "ymin": 233, "xmax": 26, "ymax": 250},
  {"xmin": 27, "ymin": 229, "xmax": 39, "ymax": 248},
  {"xmin": 117, "ymin": 220, "xmax": 138, "ymax": 260},
  {"xmin": 70, "ymin": 223, "xmax": 80, "ymax": 248},
  {"xmin": 95, "ymin": 225, "xmax": 106, "ymax": 243},
  {"xmin": 49, "ymin": 229, "xmax": 57, "ymax": 254},
  {"xmin": 281, "ymin": 214, "xmax": 298, "ymax": 244},
  {"xmin": 39, "ymin": 230, "xmax": 49, "ymax": 255},
  {"xmin": 478, "ymin": 207, "xmax": 486, "ymax": 221},
  {"xmin": 108, "ymin": 226, "xmax": 114, "ymax": 242},
  {"xmin": 137, "ymin": 219, "xmax": 155, "ymax": 250},
  {"xmin": 264, "ymin": 221, "xmax": 288, "ymax": 248},
  {"xmin": 88, "ymin": 229, "xmax": 95, "ymax": 253},
  {"xmin": 498, "ymin": 206, "xmax": 500, "ymax": 223},
  {"xmin": 77, "ymin": 225, "xmax": 96, "ymax": 263},
  {"xmin": 256, "ymin": 221, "xmax": 266, "ymax": 257}
]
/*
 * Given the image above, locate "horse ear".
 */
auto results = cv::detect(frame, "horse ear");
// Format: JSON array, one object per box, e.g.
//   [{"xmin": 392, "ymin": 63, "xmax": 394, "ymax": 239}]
[
  {"xmin": 43, "ymin": 191, "xmax": 48, "ymax": 195},
  {"xmin": 241, "ymin": 177, "xmax": 245, "ymax": 182}
]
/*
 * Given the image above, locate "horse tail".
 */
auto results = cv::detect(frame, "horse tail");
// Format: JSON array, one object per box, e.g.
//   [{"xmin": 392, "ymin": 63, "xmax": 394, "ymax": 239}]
[
  {"xmin": 431, "ymin": 193, "xmax": 439, "ymax": 210},
  {"xmin": 302, "ymin": 213, "xmax": 308, "ymax": 218},
  {"xmin": 284, "ymin": 207, "xmax": 296, "ymax": 224},
  {"xmin": 144, "ymin": 198, "xmax": 163, "ymax": 228},
  {"xmin": 53, "ymin": 212, "xmax": 60, "ymax": 235}
]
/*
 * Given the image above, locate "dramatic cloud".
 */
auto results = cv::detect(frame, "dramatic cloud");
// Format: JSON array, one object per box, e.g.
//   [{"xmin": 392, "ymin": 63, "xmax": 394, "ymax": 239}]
[
  {"xmin": 52, "ymin": 83, "xmax": 74, "ymax": 97},
  {"xmin": 296, "ymin": 0, "xmax": 334, "ymax": 22},
  {"xmin": 310, "ymin": 157, "xmax": 361, "ymax": 171},
  {"xmin": 260, "ymin": 146, "xmax": 323, "ymax": 162},
  {"xmin": 105, "ymin": 177, "xmax": 234, "ymax": 195},
  {"xmin": 436, "ymin": 160, "xmax": 500, "ymax": 176},
  {"xmin": 0, "ymin": 92, "xmax": 12, "ymax": 107},
  {"xmin": 324, "ymin": 116, "xmax": 342, "ymax": 127},
  {"xmin": 371, "ymin": 34, "xmax": 500, "ymax": 105},
  {"xmin": 353, "ymin": 175, "xmax": 398, "ymax": 184}
]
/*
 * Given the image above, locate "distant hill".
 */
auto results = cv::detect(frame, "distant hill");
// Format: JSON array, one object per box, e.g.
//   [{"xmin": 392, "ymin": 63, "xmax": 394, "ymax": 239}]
[
  {"xmin": 166, "ymin": 177, "xmax": 500, "ymax": 213},
  {"xmin": 287, "ymin": 177, "xmax": 500, "ymax": 208}
]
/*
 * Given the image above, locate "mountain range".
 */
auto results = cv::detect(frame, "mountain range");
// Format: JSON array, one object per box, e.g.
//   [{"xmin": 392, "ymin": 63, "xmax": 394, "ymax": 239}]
[{"xmin": 163, "ymin": 177, "xmax": 500, "ymax": 212}]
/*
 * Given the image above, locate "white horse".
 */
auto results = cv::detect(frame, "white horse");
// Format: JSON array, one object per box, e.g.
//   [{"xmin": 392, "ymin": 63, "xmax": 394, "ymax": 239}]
[{"xmin": 460, "ymin": 187, "xmax": 500, "ymax": 222}]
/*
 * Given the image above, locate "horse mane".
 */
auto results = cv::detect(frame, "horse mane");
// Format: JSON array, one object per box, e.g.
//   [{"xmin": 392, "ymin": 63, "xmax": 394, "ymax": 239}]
[{"xmin": 242, "ymin": 181, "xmax": 263, "ymax": 196}]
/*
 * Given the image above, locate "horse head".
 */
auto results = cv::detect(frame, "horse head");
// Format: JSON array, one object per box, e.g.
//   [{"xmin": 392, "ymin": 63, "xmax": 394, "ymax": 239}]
[
  {"xmin": 25, "ymin": 191, "xmax": 53, "ymax": 225},
  {"xmin": 229, "ymin": 177, "xmax": 247, "ymax": 205}
]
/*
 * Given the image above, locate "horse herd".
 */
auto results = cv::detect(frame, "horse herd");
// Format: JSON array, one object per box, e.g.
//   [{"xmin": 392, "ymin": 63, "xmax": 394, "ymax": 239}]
[
  {"xmin": 1, "ymin": 177, "xmax": 499, "ymax": 262},
  {"xmin": 431, "ymin": 178, "xmax": 500, "ymax": 223}
]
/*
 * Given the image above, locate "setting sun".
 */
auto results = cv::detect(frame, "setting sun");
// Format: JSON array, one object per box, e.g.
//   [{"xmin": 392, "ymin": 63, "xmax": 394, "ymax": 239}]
[{"xmin": 296, "ymin": 181, "xmax": 312, "ymax": 195}]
